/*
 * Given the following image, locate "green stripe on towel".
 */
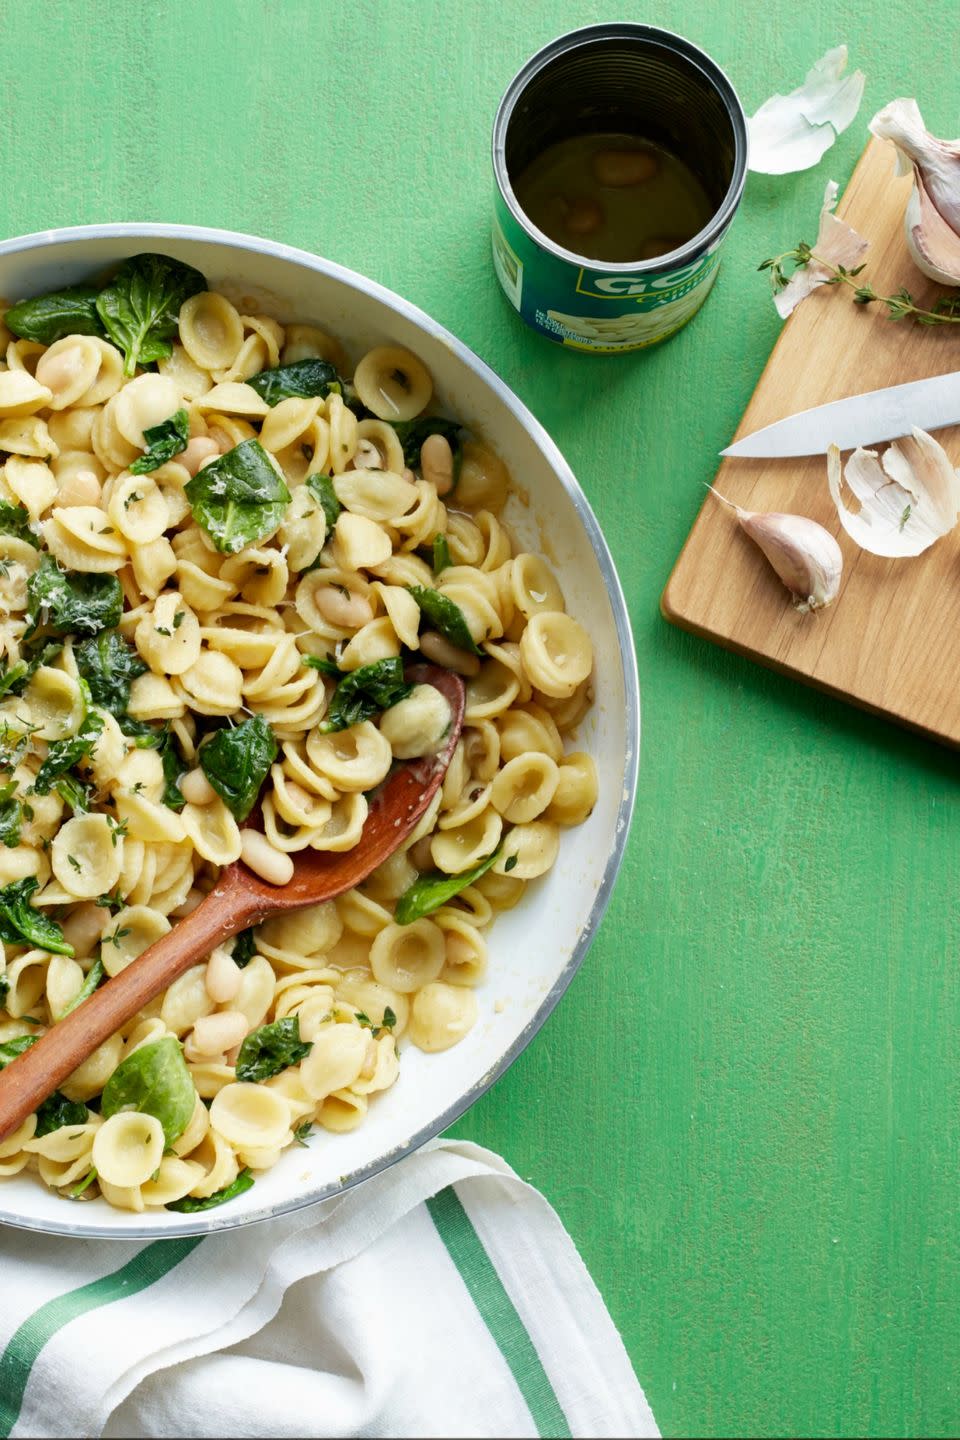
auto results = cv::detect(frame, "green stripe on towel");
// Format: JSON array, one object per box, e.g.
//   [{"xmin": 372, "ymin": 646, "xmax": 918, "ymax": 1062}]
[
  {"xmin": 0, "ymin": 1237, "xmax": 202, "ymax": 1438},
  {"xmin": 427, "ymin": 1186, "xmax": 571, "ymax": 1440}
]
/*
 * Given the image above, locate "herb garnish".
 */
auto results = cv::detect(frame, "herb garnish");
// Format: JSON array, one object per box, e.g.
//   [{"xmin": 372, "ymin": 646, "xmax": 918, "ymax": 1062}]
[{"xmin": 760, "ymin": 243, "xmax": 960, "ymax": 326}]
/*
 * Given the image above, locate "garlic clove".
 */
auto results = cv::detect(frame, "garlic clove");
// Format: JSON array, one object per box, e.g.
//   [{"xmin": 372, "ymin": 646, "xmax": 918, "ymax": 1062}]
[
  {"xmin": 906, "ymin": 178, "xmax": 960, "ymax": 288},
  {"xmin": 709, "ymin": 488, "xmax": 843, "ymax": 611},
  {"xmin": 747, "ymin": 45, "xmax": 865, "ymax": 176},
  {"xmin": 869, "ymin": 99, "xmax": 960, "ymax": 285},
  {"xmin": 827, "ymin": 427, "xmax": 960, "ymax": 557},
  {"xmin": 775, "ymin": 181, "xmax": 869, "ymax": 318}
]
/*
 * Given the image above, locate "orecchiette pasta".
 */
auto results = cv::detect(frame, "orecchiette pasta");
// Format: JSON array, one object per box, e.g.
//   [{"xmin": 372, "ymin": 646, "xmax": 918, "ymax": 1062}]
[{"xmin": 0, "ymin": 264, "xmax": 596, "ymax": 1214}]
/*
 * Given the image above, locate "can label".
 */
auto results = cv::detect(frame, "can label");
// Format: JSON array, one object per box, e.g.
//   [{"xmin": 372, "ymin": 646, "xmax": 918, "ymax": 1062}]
[{"xmin": 493, "ymin": 192, "xmax": 725, "ymax": 353}]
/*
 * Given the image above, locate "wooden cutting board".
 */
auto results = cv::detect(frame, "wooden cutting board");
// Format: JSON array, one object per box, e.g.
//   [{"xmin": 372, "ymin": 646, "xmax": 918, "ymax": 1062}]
[{"xmin": 661, "ymin": 138, "xmax": 960, "ymax": 747}]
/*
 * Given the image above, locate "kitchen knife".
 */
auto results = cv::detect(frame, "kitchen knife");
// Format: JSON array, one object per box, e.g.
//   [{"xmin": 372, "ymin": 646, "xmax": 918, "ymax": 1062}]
[{"xmin": 721, "ymin": 370, "xmax": 960, "ymax": 458}]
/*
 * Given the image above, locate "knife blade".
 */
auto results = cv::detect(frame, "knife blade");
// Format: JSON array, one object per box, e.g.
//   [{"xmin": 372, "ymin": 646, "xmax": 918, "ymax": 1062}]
[{"xmin": 721, "ymin": 370, "xmax": 960, "ymax": 459}]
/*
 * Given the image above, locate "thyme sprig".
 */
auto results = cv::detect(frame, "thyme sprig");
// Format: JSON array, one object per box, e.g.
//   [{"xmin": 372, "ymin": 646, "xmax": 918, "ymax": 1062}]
[{"xmin": 759, "ymin": 244, "xmax": 960, "ymax": 326}]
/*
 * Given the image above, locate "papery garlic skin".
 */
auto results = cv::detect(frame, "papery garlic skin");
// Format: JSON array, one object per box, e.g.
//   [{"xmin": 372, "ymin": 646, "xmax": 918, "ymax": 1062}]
[
  {"xmin": 709, "ymin": 489, "xmax": 842, "ymax": 611},
  {"xmin": 869, "ymin": 99, "xmax": 960, "ymax": 286},
  {"xmin": 827, "ymin": 428, "xmax": 960, "ymax": 557},
  {"xmin": 775, "ymin": 181, "xmax": 869, "ymax": 319},
  {"xmin": 747, "ymin": 45, "xmax": 865, "ymax": 176}
]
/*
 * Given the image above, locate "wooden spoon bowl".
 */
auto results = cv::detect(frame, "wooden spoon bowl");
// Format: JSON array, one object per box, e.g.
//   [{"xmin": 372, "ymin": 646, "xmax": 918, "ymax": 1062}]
[{"xmin": 0, "ymin": 664, "xmax": 464, "ymax": 1143}]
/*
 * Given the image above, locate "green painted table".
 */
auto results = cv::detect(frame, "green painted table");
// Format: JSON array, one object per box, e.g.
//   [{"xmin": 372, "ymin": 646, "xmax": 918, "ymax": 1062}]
[{"xmin": 2, "ymin": 2, "xmax": 957, "ymax": 1435}]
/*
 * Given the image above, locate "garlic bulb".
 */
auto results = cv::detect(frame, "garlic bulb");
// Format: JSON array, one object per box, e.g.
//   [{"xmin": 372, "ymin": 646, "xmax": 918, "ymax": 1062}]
[
  {"xmin": 869, "ymin": 99, "xmax": 960, "ymax": 285},
  {"xmin": 709, "ymin": 489, "xmax": 842, "ymax": 612}
]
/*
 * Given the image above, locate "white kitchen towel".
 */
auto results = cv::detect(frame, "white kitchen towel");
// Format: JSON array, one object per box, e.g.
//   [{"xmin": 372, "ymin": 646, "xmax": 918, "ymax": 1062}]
[{"xmin": 0, "ymin": 1139, "xmax": 659, "ymax": 1439}]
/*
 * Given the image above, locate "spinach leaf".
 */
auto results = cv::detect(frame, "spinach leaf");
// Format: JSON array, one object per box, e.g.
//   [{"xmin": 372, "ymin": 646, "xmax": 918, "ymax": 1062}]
[
  {"xmin": 247, "ymin": 358, "xmax": 342, "ymax": 406},
  {"xmin": 75, "ymin": 629, "xmax": 147, "ymax": 715},
  {"xmin": 394, "ymin": 848, "xmax": 502, "ymax": 924},
  {"xmin": 119, "ymin": 715, "xmax": 165, "ymax": 748},
  {"xmin": 0, "ymin": 877, "xmax": 73, "ymax": 955},
  {"xmin": 26, "ymin": 556, "xmax": 123, "ymax": 638},
  {"xmin": 101, "ymin": 1034, "xmax": 196, "ymax": 1145},
  {"xmin": 319, "ymin": 657, "xmax": 412, "ymax": 733},
  {"xmin": 160, "ymin": 732, "xmax": 186, "ymax": 811},
  {"xmin": 0, "ymin": 640, "xmax": 63, "ymax": 701},
  {"xmin": 393, "ymin": 417, "xmax": 463, "ymax": 474},
  {"xmin": 235, "ymin": 1016, "xmax": 311, "ymax": 1083},
  {"xmin": 185, "ymin": 439, "xmax": 290, "ymax": 555},
  {"xmin": 0, "ymin": 502, "xmax": 39, "ymax": 548},
  {"xmin": 199, "ymin": 714, "xmax": 277, "ymax": 822},
  {"xmin": 34, "ymin": 1090, "xmax": 88, "ymax": 1137},
  {"xmin": 0, "ymin": 663, "xmax": 27, "ymax": 700},
  {"xmin": 0, "ymin": 1034, "xmax": 37, "ymax": 1067},
  {"xmin": 232, "ymin": 929, "xmax": 257, "ymax": 968},
  {"xmin": 95, "ymin": 253, "xmax": 206, "ymax": 377},
  {"xmin": 59, "ymin": 957, "xmax": 104, "ymax": 1019},
  {"xmin": 304, "ymin": 654, "xmax": 343, "ymax": 678},
  {"xmin": 4, "ymin": 285, "xmax": 105, "ymax": 345},
  {"xmin": 56, "ymin": 775, "xmax": 92, "ymax": 815},
  {"xmin": 292, "ymin": 1121, "xmax": 314, "ymax": 1146},
  {"xmin": 407, "ymin": 585, "xmax": 482, "ymax": 655},
  {"xmin": 432, "ymin": 533, "xmax": 451, "ymax": 574},
  {"xmin": 167, "ymin": 1167, "xmax": 254, "ymax": 1212},
  {"xmin": 0, "ymin": 724, "xmax": 35, "ymax": 777},
  {"xmin": 130, "ymin": 408, "xmax": 190, "ymax": 474},
  {"xmin": 0, "ymin": 781, "xmax": 22, "ymax": 849},
  {"xmin": 69, "ymin": 1167, "xmax": 98, "ymax": 1198},
  {"xmin": 305, "ymin": 472, "xmax": 341, "ymax": 530},
  {"xmin": 32, "ymin": 711, "xmax": 104, "ymax": 795}
]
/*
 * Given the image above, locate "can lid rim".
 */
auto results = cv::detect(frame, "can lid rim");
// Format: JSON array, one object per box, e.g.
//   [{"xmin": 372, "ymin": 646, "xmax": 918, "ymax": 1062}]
[{"xmin": 491, "ymin": 22, "xmax": 748, "ymax": 276}]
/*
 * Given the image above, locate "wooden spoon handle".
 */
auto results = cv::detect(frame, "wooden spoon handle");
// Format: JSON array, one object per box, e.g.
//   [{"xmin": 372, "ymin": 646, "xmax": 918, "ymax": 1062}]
[{"xmin": 0, "ymin": 870, "xmax": 259, "ymax": 1142}]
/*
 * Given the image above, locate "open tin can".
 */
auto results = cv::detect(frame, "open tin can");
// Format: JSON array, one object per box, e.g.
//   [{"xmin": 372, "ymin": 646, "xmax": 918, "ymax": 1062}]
[{"xmin": 491, "ymin": 23, "xmax": 748, "ymax": 353}]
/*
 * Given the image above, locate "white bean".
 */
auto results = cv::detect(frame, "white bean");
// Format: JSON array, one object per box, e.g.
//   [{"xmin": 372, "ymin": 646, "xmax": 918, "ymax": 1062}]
[
  {"xmin": 591, "ymin": 147, "xmax": 658, "ymax": 187},
  {"xmin": 240, "ymin": 828, "xmax": 294, "ymax": 885},
  {"xmin": 205, "ymin": 943, "xmax": 242, "ymax": 1003},
  {"xmin": 180, "ymin": 767, "xmax": 217, "ymax": 806},
  {"xmin": 419, "ymin": 629, "xmax": 480, "ymax": 676},
  {"xmin": 564, "ymin": 197, "xmax": 603, "ymax": 236},
  {"xmin": 420, "ymin": 433, "xmax": 454, "ymax": 496},
  {"xmin": 313, "ymin": 587, "xmax": 374, "ymax": 630},
  {"xmin": 186, "ymin": 1009, "xmax": 248, "ymax": 1058},
  {"xmin": 181, "ymin": 436, "xmax": 221, "ymax": 476}
]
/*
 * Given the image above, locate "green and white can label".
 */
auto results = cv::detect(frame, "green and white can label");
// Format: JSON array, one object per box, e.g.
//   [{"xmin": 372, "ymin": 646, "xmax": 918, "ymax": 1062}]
[{"xmin": 492, "ymin": 191, "xmax": 727, "ymax": 353}]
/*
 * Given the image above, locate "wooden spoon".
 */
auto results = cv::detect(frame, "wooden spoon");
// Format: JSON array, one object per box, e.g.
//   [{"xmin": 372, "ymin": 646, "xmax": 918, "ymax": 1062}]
[{"xmin": 0, "ymin": 664, "xmax": 464, "ymax": 1143}]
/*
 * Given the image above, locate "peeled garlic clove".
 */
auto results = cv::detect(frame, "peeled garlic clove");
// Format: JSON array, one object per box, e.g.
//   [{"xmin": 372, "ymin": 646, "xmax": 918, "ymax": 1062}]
[
  {"xmin": 710, "ymin": 488, "xmax": 842, "ymax": 612},
  {"xmin": 827, "ymin": 427, "xmax": 960, "ymax": 556},
  {"xmin": 869, "ymin": 99, "xmax": 960, "ymax": 285}
]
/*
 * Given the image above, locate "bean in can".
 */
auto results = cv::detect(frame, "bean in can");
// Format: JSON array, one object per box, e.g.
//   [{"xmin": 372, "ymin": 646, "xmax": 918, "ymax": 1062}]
[{"xmin": 491, "ymin": 24, "xmax": 748, "ymax": 353}]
